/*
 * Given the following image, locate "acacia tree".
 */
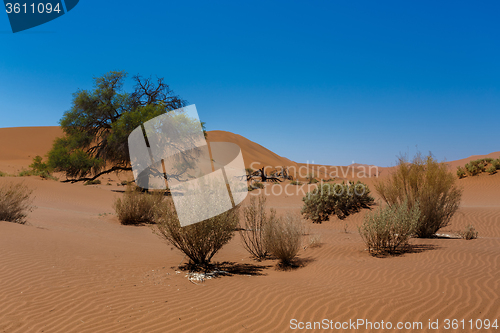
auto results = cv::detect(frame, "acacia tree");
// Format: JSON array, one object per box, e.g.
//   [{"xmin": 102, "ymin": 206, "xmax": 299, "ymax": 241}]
[{"xmin": 47, "ymin": 71, "xmax": 187, "ymax": 182}]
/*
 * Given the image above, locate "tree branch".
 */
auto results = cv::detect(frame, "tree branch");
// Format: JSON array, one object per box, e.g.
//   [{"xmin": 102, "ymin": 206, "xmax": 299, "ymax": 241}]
[{"xmin": 61, "ymin": 166, "xmax": 132, "ymax": 183}]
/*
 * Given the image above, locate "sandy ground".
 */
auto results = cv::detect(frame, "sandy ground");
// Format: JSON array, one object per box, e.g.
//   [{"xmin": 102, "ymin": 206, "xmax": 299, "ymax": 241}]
[{"xmin": 0, "ymin": 127, "xmax": 499, "ymax": 332}]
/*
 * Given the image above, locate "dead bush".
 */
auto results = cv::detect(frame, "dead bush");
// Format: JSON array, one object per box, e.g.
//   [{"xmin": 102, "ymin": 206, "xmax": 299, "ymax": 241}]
[
  {"xmin": 154, "ymin": 199, "xmax": 240, "ymax": 267},
  {"xmin": 240, "ymin": 195, "xmax": 277, "ymax": 260},
  {"xmin": 264, "ymin": 213, "xmax": 304, "ymax": 266},
  {"xmin": 113, "ymin": 185, "xmax": 164, "ymax": 225},
  {"xmin": 0, "ymin": 182, "xmax": 34, "ymax": 224},
  {"xmin": 460, "ymin": 224, "xmax": 478, "ymax": 240}
]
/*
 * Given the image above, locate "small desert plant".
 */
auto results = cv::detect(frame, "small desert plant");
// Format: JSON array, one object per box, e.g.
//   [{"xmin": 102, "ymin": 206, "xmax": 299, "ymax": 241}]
[
  {"xmin": 0, "ymin": 171, "xmax": 7, "ymax": 177},
  {"xmin": 306, "ymin": 172, "xmax": 318, "ymax": 184},
  {"xmin": 24, "ymin": 156, "xmax": 57, "ymax": 180},
  {"xmin": 359, "ymin": 201, "xmax": 420, "ymax": 254},
  {"xmin": 487, "ymin": 165, "xmax": 497, "ymax": 175},
  {"xmin": 376, "ymin": 153, "xmax": 462, "ymax": 238},
  {"xmin": 301, "ymin": 181, "xmax": 374, "ymax": 223},
  {"xmin": 113, "ymin": 185, "xmax": 164, "ymax": 225},
  {"xmin": 290, "ymin": 180, "xmax": 302, "ymax": 185},
  {"xmin": 307, "ymin": 234, "xmax": 321, "ymax": 248},
  {"xmin": 0, "ymin": 182, "xmax": 34, "ymax": 224},
  {"xmin": 239, "ymin": 195, "xmax": 277, "ymax": 260},
  {"xmin": 245, "ymin": 168, "xmax": 255, "ymax": 175},
  {"xmin": 457, "ymin": 166, "xmax": 466, "ymax": 179},
  {"xmin": 493, "ymin": 159, "xmax": 500, "ymax": 170},
  {"xmin": 264, "ymin": 213, "xmax": 304, "ymax": 266},
  {"xmin": 459, "ymin": 224, "xmax": 478, "ymax": 240},
  {"xmin": 154, "ymin": 199, "xmax": 240, "ymax": 267},
  {"xmin": 84, "ymin": 179, "xmax": 101, "ymax": 185},
  {"xmin": 29, "ymin": 156, "xmax": 52, "ymax": 173},
  {"xmin": 250, "ymin": 181, "xmax": 264, "ymax": 189},
  {"xmin": 18, "ymin": 169, "xmax": 35, "ymax": 177}
]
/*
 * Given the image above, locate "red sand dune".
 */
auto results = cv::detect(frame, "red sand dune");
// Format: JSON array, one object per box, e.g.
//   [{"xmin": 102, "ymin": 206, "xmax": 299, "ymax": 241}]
[{"xmin": 0, "ymin": 126, "xmax": 499, "ymax": 332}]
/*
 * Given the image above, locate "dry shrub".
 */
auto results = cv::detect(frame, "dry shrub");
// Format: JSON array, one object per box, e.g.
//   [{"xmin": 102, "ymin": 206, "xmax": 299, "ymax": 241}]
[
  {"xmin": 154, "ymin": 198, "xmax": 240, "ymax": 267},
  {"xmin": 375, "ymin": 153, "xmax": 462, "ymax": 238},
  {"xmin": 359, "ymin": 201, "xmax": 420, "ymax": 254},
  {"xmin": 307, "ymin": 234, "xmax": 322, "ymax": 248},
  {"xmin": 0, "ymin": 182, "xmax": 34, "ymax": 224},
  {"xmin": 460, "ymin": 224, "xmax": 478, "ymax": 240},
  {"xmin": 240, "ymin": 195, "xmax": 277, "ymax": 260},
  {"xmin": 113, "ymin": 185, "xmax": 164, "ymax": 225},
  {"xmin": 264, "ymin": 213, "xmax": 304, "ymax": 266}
]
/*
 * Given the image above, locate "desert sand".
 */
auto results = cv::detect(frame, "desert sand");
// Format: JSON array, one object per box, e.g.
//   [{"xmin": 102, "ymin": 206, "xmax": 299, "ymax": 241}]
[{"xmin": 0, "ymin": 126, "xmax": 499, "ymax": 332}]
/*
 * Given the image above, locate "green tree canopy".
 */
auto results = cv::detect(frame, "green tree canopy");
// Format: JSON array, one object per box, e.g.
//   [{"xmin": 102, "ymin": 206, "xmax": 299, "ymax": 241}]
[{"xmin": 48, "ymin": 70, "xmax": 187, "ymax": 182}]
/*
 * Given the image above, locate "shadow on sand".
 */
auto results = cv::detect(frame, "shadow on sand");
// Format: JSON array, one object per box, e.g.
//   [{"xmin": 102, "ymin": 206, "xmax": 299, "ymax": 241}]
[
  {"xmin": 178, "ymin": 261, "xmax": 272, "ymax": 277},
  {"xmin": 371, "ymin": 243, "xmax": 440, "ymax": 258}
]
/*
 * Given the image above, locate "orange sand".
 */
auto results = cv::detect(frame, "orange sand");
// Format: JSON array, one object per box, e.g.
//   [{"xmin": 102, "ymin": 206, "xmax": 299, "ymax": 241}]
[{"xmin": 0, "ymin": 127, "xmax": 499, "ymax": 332}]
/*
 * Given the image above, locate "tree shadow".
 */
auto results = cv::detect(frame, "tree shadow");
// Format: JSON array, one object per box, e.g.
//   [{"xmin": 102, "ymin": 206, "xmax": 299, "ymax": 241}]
[
  {"xmin": 178, "ymin": 261, "xmax": 271, "ymax": 277},
  {"xmin": 110, "ymin": 189, "xmax": 172, "ymax": 196},
  {"xmin": 274, "ymin": 256, "xmax": 316, "ymax": 271},
  {"xmin": 406, "ymin": 243, "xmax": 440, "ymax": 254},
  {"xmin": 370, "ymin": 244, "xmax": 440, "ymax": 258}
]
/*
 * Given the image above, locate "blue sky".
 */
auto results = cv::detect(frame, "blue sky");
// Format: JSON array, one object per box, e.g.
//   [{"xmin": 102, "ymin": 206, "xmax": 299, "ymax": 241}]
[{"xmin": 1, "ymin": 0, "xmax": 499, "ymax": 166}]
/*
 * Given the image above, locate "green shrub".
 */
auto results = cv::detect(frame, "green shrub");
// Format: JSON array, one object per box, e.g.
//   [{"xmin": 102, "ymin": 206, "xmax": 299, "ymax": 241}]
[
  {"xmin": 239, "ymin": 195, "xmax": 276, "ymax": 260},
  {"xmin": 0, "ymin": 171, "xmax": 7, "ymax": 177},
  {"xmin": 465, "ymin": 163, "xmax": 480, "ymax": 176},
  {"xmin": 290, "ymin": 180, "xmax": 302, "ymax": 185},
  {"xmin": 359, "ymin": 201, "xmax": 420, "ymax": 254},
  {"xmin": 29, "ymin": 156, "xmax": 52, "ymax": 174},
  {"xmin": 0, "ymin": 182, "xmax": 34, "ymax": 224},
  {"xmin": 301, "ymin": 181, "xmax": 374, "ymax": 223},
  {"xmin": 375, "ymin": 153, "xmax": 462, "ymax": 238},
  {"xmin": 457, "ymin": 167, "xmax": 466, "ymax": 179},
  {"xmin": 459, "ymin": 224, "xmax": 478, "ymax": 240},
  {"xmin": 113, "ymin": 186, "xmax": 164, "ymax": 225},
  {"xmin": 84, "ymin": 179, "xmax": 101, "ymax": 185},
  {"xmin": 487, "ymin": 165, "xmax": 497, "ymax": 175},
  {"xmin": 18, "ymin": 170, "xmax": 35, "ymax": 177},
  {"xmin": 264, "ymin": 212, "xmax": 304, "ymax": 266},
  {"xmin": 492, "ymin": 159, "xmax": 500, "ymax": 170},
  {"xmin": 15, "ymin": 156, "xmax": 57, "ymax": 180},
  {"xmin": 154, "ymin": 198, "xmax": 239, "ymax": 267},
  {"xmin": 27, "ymin": 156, "xmax": 57, "ymax": 180},
  {"xmin": 18, "ymin": 170, "xmax": 32, "ymax": 177}
]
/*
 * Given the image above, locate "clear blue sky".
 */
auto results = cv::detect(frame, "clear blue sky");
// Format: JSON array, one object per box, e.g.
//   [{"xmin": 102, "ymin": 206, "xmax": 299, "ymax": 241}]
[{"xmin": 1, "ymin": 1, "xmax": 499, "ymax": 166}]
